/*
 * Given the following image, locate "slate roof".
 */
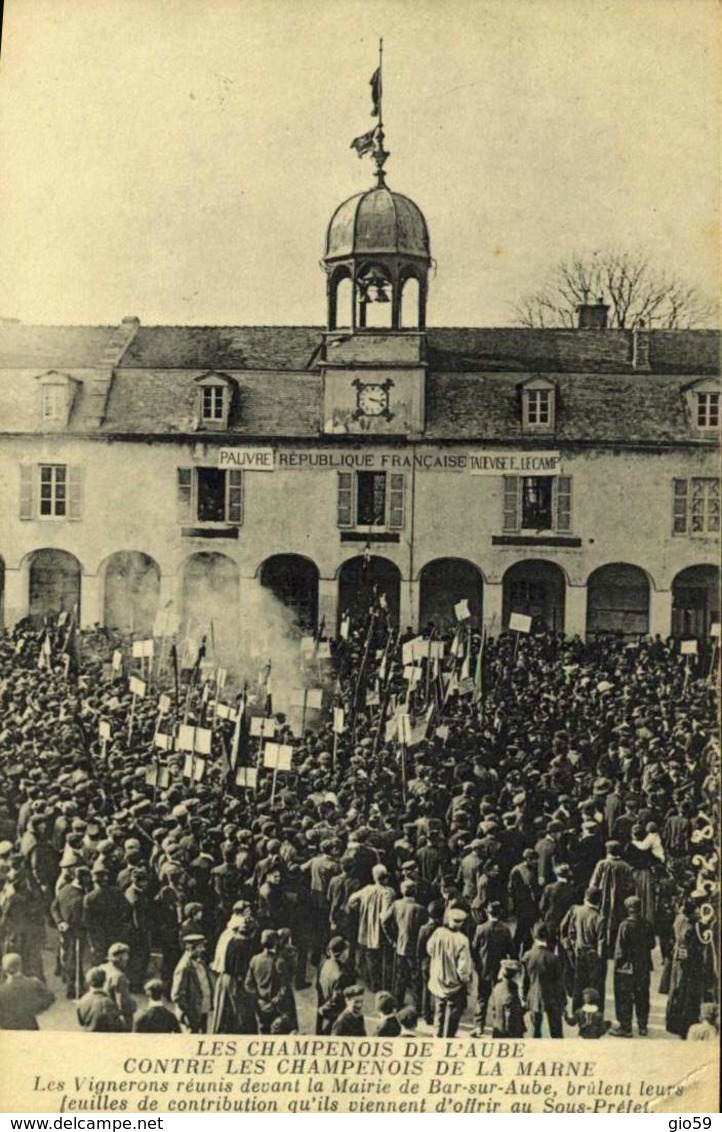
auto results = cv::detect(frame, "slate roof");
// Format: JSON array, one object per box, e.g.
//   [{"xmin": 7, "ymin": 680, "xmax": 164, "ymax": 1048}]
[{"xmin": 0, "ymin": 321, "xmax": 718, "ymax": 443}]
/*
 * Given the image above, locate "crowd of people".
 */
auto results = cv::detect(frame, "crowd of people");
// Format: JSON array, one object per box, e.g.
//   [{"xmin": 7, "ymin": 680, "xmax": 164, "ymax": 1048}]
[{"xmin": 0, "ymin": 606, "xmax": 718, "ymax": 1042}]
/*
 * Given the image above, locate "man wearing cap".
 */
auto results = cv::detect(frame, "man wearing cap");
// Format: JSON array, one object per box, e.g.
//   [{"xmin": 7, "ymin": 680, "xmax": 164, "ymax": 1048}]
[
  {"xmin": 487, "ymin": 960, "xmax": 526, "ymax": 1038},
  {"xmin": 51, "ymin": 865, "xmax": 90, "ymax": 999},
  {"xmin": 346, "ymin": 863, "xmax": 395, "ymax": 993},
  {"xmin": 83, "ymin": 860, "xmax": 132, "ymax": 966},
  {"xmin": 172, "ymin": 934, "xmax": 215, "ymax": 1033},
  {"xmin": 76, "ymin": 966, "xmax": 126, "ymax": 1032},
  {"xmin": 316, "ymin": 936, "xmax": 354, "ymax": 1035},
  {"xmin": 611, "ymin": 895, "xmax": 655, "ymax": 1037},
  {"xmin": 539, "ymin": 862, "xmax": 576, "ymax": 945},
  {"xmin": 381, "ymin": 878, "xmax": 425, "ymax": 1010},
  {"xmin": 244, "ymin": 930, "xmax": 292, "ymax": 1034},
  {"xmin": 559, "ymin": 888, "xmax": 605, "ymax": 1010},
  {"xmin": 471, "ymin": 900, "xmax": 515, "ymax": 1036},
  {"xmin": 100, "ymin": 942, "xmax": 136, "ymax": 1030},
  {"xmin": 134, "ymin": 979, "xmax": 182, "ymax": 1033},
  {"xmin": 426, "ymin": 907, "xmax": 473, "ymax": 1038},
  {"xmin": 331, "ymin": 983, "xmax": 366, "ymax": 1036}
]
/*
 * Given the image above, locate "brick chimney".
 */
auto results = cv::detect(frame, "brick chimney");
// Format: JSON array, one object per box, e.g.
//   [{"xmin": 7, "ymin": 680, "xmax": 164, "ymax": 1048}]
[{"xmin": 576, "ymin": 296, "xmax": 609, "ymax": 330}]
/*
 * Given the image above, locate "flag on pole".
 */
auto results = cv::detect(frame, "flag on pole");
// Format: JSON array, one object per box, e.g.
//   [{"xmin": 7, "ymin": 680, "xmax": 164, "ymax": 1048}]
[
  {"xmin": 230, "ymin": 687, "xmax": 248, "ymax": 769},
  {"xmin": 370, "ymin": 67, "xmax": 382, "ymax": 116},
  {"xmin": 351, "ymin": 128, "xmax": 377, "ymax": 157}
]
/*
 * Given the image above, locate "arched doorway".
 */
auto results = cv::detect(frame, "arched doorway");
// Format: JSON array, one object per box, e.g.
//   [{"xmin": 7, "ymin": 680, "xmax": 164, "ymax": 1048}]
[
  {"xmin": 102, "ymin": 551, "xmax": 160, "ymax": 635},
  {"xmin": 672, "ymin": 565, "xmax": 720, "ymax": 638},
  {"xmin": 29, "ymin": 549, "xmax": 82, "ymax": 622},
  {"xmin": 419, "ymin": 558, "xmax": 483, "ymax": 632},
  {"xmin": 259, "ymin": 555, "xmax": 319, "ymax": 632},
  {"xmin": 586, "ymin": 563, "xmax": 650, "ymax": 638},
  {"xmin": 503, "ymin": 560, "xmax": 565, "ymax": 631},
  {"xmin": 338, "ymin": 556, "xmax": 401, "ymax": 628},
  {"xmin": 181, "ymin": 553, "xmax": 239, "ymax": 663}
]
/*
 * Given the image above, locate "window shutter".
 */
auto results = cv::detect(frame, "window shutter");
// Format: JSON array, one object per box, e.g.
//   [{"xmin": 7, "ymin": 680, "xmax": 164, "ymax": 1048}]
[
  {"xmin": 177, "ymin": 468, "xmax": 193, "ymax": 523},
  {"xmin": 20, "ymin": 466, "xmax": 34, "ymax": 520},
  {"xmin": 502, "ymin": 476, "xmax": 519, "ymax": 531},
  {"xmin": 337, "ymin": 472, "xmax": 353, "ymax": 528},
  {"xmin": 555, "ymin": 475, "xmax": 571, "ymax": 532},
  {"xmin": 672, "ymin": 479, "xmax": 688, "ymax": 534},
  {"xmin": 67, "ymin": 465, "xmax": 83, "ymax": 520},
  {"xmin": 388, "ymin": 473, "xmax": 405, "ymax": 529},
  {"xmin": 226, "ymin": 469, "xmax": 243, "ymax": 524}
]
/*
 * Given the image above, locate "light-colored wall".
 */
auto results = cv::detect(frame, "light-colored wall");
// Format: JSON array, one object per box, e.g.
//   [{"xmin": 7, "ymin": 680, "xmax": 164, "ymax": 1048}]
[{"xmin": 0, "ymin": 435, "xmax": 717, "ymax": 634}]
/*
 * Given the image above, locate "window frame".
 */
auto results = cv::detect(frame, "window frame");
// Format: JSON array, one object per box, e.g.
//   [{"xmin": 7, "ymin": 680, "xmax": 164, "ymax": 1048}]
[
  {"xmin": 502, "ymin": 474, "xmax": 572, "ymax": 534},
  {"xmin": 176, "ymin": 466, "xmax": 243, "ymax": 526},
  {"xmin": 337, "ymin": 470, "xmax": 405, "ymax": 531},
  {"xmin": 195, "ymin": 374, "xmax": 233, "ymax": 431},
  {"xmin": 521, "ymin": 378, "xmax": 556, "ymax": 433},
  {"xmin": 38, "ymin": 464, "xmax": 68, "ymax": 519},
  {"xmin": 673, "ymin": 476, "xmax": 720, "ymax": 536},
  {"xmin": 696, "ymin": 391, "xmax": 720, "ymax": 431}
]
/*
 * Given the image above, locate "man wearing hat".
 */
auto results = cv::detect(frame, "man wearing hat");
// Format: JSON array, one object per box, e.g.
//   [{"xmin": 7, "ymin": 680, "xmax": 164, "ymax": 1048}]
[
  {"xmin": 471, "ymin": 901, "xmax": 514, "ymax": 1036},
  {"xmin": 589, "ymin": 841, "xmax": 635, "ymax": 955},
  {"xmin": 244, "ymin": 930, "xmax": 293, "ymax": 1034},
  {"xmin": 508, "ymin": 850, "xmax": 541, "ymax": 957},
  {"xmin": 487, "ymin": 960, "xmax": 525, "ymax": 1038},
  {"xmin": 316, "ymin": 936, "xmax": 354, "ymax": 1035},
  {"xmin": 521, "ymin": 922, "xmax": 566, "ymax": 1038},
  {"xmin": 172, "ymin": 934, "xmax": 215, "ymax": 1033},
  {"xmin": 100, "ymin": 942, "xmax": 136, "ymax": 1031},
  {"xmin": 426, "ymin": 906, "xmax": 473, "ymax": 1038},
  {"xmin": 0, "ymin": 952, "xmax": 55, "ymax": 1030},
  {"xmin": 381, "ymin": 878, "xmax": 426, "ymax": 1011},
  {"xmin": 539, "ymin": 862, "xmax": 576, "ymax": 945},
  {"xmin": 611, "ymin": 895, "xmax": 655, "ymax": 1038}
]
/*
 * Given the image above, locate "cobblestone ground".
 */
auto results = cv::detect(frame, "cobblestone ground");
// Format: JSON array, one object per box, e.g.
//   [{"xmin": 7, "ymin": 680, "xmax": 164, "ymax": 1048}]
[{"xmin": 37, "ymin": 932, "xmax": 676, "ymax": 1041}]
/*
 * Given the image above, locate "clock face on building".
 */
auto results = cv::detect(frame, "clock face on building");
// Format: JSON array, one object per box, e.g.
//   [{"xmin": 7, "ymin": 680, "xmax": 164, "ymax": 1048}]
[{"xmin": 353, "ymin": 378, "xmax": 394, "ymax": 420}]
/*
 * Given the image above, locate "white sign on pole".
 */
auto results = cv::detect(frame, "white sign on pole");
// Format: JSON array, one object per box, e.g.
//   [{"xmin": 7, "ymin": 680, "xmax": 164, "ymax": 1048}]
[
  {"xmin": 428, "ymin": 641, "xmax": 446, "ymax": 659},
  {"xmin": 112, "ymin": 650, "xmax": 123, "ymax": 672},
  {"xmin": 411, "ymin": 638, "xmax": 431, "ymax": 660},
  {"xmin": 155, "ymin": 732, "xmax": 174, "ymax": 751},
  {"xmin": 250, "ymin": 717, "xmax": 276, "ymax": 738},
  {"xmin": 194, "ymin": 728, "xmax": 213, "ymax": 755},
  {"xmin": 454, "ymin": 599, "xmax": 471, "ymax": 621},
  {"xmin": 710, "ymin": 623, "xmax": 720, "ymax": 639},
  {"xmin": 216, "ymin": 668, "xmax": 227, "ymax": 690},
  {"xmin": 333, "ymin": 707, "xmax": 345, "ymax": 734},
  {"xmin": 216, "ymin": 703, "xmax": 234, "ymax": 721},
  {"xmin": 177, "ymin": 725, "xmax": 195, "ymax": 751},
  {"xmin": 263, "ymin": 743, "xmax": 293, "ymax": 771},
  {"xmin": 306, "ymin": 688, "xmax": 323, "ymax": 710},
  {"xmin": 680, "ymin": 640, "xmax": 698, "ymax": 655},
  {"xmin": 300, "ymin": 637, "xmax": 315, "ymax": 656},
  {"xmin": 182, "ymin": 755, "xmax": 194, "ymax": 779},
  {"xmin": 193, "ymin": 759, "xmax": 205, "ymax": 782},
  {"xmin": 236, "ymin": 767, "xmax": 258, "ymax": 790},
  {"xmin": 397, "ymin": 713, "xmax": 413, "ymax": 745},
  {"xmin": 509, "ymin": 612, "xmax": 532, "ymax": 634},
  {"xmin": 99, "ymin": 721, "xmax": 111, "ymax": 740},
  {"xmin": 158, "ymin": 694, "xmax": 172, "ymax": 715},
  {"xmin": 316, "ymin": 641, "xmax": 332, "ymax": 660},
  {"xmin": 129, "ymin": 676, "xmax": 147, "ymax": 698},
  {"xmin": 339, "ymin": 616, "xmax": 350, "ymax": 641}
]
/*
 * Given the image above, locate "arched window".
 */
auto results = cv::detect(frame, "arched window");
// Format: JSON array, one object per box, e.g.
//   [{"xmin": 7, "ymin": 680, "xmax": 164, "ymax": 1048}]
[{"xmin": 400, "ymin": 275, "xmax": 421, "ymax": 329}]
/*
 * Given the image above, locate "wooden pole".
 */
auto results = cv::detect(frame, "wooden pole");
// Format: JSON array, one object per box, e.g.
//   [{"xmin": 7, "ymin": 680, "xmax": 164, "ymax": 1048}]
[{"xmin": 127, "ymin": 692, "xmax": 137, "ymax": 743}]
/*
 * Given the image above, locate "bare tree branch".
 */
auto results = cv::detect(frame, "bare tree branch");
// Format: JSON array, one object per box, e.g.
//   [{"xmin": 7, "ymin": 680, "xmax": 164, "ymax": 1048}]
[{"xmin": 512, "ymin": 248, "xmax": 718, "ymax": 329}]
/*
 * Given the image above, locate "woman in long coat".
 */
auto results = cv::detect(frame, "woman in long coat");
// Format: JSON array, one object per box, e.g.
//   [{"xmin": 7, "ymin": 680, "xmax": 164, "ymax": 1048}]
[{"xmin": 665, "ymin": 900, "xmax": 705, "ymax": 1039}]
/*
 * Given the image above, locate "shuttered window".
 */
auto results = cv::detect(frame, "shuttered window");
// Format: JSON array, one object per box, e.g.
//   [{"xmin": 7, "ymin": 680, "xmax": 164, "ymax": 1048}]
[
  {"xmin": 337, "ymin": 472, "xmax": 354, "ymax": 527},
  {"xmin": 226, "ymin": 469, "xmax": 243, "ymax": 524},
  {"xmin": 555, "ymin": 475, "xmax": 571, "ymax": 532},
  {"xmin": 503, "ymin": 476, "xmax": 519, "ymax": 531},
  {"xmin": 673, "ymin": 479, "xmax": 688, "ymax": 534},
  {"xmin": 177, "ymin": 468, "xmax": 193, "ymax": 522},
  {"xmin": 20, "ymin": 466, "xmax": 34, "ymax": 520},
  {"xmin": 502, "ymin": 475, "xmax": 572, "ymax": 533},
  {"xmin": 67, "ymin": 466, "xmax": 83, "ymax": 520},
  {"xmin": 388, "ymin": 474, "xmax": 405, "ymax": 529}
]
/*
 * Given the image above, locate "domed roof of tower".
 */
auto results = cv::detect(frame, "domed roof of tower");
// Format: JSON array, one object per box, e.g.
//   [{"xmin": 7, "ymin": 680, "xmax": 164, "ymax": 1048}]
[{"xmin": 325, "ymin": 186, "xmax": 430, "ymax": 261}]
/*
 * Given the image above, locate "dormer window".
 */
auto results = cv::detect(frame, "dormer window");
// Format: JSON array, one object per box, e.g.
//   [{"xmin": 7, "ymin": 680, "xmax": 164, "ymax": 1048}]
[
  {"xmin": 195, "ymin": 373, "xmax": 233, "ymax": 431},
  {"xmin": 36, "ymin": 371, "xmax": 76, "ymax": 429},
  {"xmin": 521, "ymin": 378, "xmax": 556, "ymax": 433},
  {"xmin": 696, "ymin": 391, "xmax": 719, "ymax": 430}
]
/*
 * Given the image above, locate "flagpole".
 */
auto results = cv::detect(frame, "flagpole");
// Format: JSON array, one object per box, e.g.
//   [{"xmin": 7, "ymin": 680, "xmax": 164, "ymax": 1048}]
[{"xmin": 378, "ymin": 38, "xmax": 383, "ymax": 133}]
